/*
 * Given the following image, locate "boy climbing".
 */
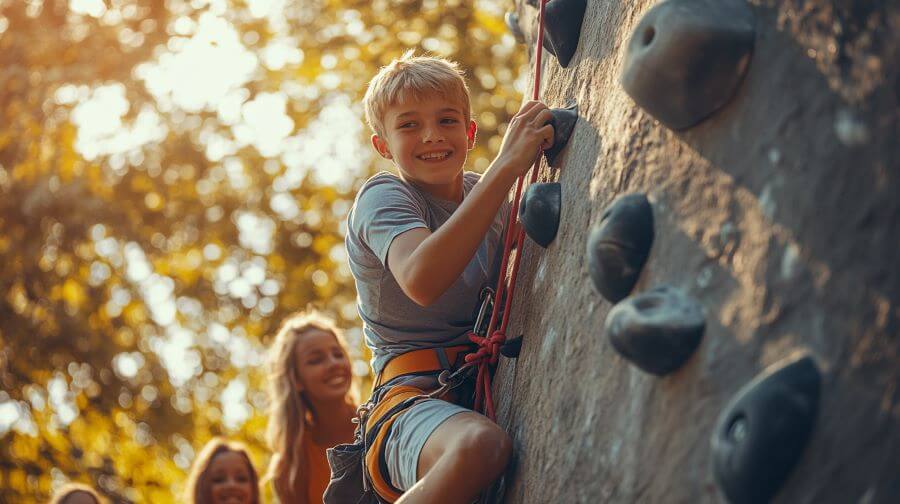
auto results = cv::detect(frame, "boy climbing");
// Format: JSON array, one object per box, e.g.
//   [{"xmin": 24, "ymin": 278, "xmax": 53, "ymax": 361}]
[{"xmin": 341, "ymin": 52, "xmax": 554, "ymax": 504}]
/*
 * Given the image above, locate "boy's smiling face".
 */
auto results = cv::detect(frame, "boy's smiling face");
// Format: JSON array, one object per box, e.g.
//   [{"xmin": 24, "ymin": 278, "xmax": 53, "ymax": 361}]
[{"xmin": 372, "ymin": 94, "xmax": 476, "ymax": 200}]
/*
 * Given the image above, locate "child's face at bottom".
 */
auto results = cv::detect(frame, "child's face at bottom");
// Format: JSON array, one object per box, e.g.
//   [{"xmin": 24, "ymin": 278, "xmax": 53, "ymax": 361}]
[
  {"xmin": 373, "ymin": 95, "xmax": 475, "ymax": 195},
  {"xmin": 60, "ymin": 492, "xmax": 98, "ymax": 504},
  {"xmin": 208, "ymin": 451, "xmax": 254, "ymax": 504}
]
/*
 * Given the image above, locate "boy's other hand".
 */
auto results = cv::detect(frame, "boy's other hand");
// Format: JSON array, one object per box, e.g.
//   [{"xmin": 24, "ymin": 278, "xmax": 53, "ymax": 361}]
[{"xmin": 493, "ymin": 100, "xmax": 555, "ymax": 180}]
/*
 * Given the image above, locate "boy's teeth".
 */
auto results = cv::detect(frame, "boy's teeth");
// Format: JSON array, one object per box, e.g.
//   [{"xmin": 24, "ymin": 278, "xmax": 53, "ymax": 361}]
[{"xmin": 420, "ymin": 151, "xmax": 449, "ymax": 160}]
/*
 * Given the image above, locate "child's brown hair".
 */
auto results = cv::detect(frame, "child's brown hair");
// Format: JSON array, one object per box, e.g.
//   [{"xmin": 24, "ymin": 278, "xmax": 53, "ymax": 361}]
[{"xmin": 183, "ymin": 438, "xmax": 260, "ymax": 504}]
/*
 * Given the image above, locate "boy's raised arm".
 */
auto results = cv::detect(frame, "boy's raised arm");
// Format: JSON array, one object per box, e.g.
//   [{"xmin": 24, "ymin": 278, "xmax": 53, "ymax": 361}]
[{"xmin": 388, "ymin": 101, "xmax": 555, "ymax": 306}]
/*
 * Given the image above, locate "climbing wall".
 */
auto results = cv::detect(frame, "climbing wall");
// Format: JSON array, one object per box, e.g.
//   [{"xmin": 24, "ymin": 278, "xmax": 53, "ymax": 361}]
[{"xmin": 494, "ymin": 0, "xmax": 899, "ymax": 502}]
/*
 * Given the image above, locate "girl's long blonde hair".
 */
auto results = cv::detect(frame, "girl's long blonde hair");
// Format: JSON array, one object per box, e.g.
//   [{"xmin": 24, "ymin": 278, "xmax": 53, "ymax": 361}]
[
  {"xmin": 262, "ymin": 310, "xmax": 358, "ymax": 501},
  {"xmin": 182, "ymin": 438, "xmax": 260, "ymax": 504}
]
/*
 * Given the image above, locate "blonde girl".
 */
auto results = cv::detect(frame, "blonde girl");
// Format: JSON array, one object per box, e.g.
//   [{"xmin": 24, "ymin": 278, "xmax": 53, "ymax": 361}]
[
  {"xmin": 262, "ymin": 310, "xmax": 359, "ymax": 503},
  {"xmin": 183, "ymin": 438, "xmax": 260, "ymax": 504}
]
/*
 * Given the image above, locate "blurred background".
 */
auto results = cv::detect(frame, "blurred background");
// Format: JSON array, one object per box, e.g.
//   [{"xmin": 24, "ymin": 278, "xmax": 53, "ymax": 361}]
[{"xmin": 0, "ymin": 0, "xmax": 526, "ymax": 501}]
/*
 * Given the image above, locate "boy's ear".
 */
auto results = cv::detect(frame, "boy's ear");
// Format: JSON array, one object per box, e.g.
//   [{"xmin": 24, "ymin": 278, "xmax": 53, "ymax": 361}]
[
  {"xmin": 371, "ymin": 134, "xmax": 393, "ymax": 160},
  {"xmin": 467, "ymin": 121, "xmax": 477, "ymax": 149}
]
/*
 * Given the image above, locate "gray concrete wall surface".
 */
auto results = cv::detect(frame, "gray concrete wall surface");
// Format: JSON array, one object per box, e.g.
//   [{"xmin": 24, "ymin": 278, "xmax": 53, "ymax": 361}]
[{"xmin": 491, "ymin": 1, "xmax": 898, "ymax": 502}]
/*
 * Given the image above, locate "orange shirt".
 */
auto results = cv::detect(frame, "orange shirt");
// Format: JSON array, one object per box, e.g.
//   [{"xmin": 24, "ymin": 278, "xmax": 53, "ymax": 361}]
[{"xmin": 303, "ymin": 429, "xmax": 331, "ymax": 504}]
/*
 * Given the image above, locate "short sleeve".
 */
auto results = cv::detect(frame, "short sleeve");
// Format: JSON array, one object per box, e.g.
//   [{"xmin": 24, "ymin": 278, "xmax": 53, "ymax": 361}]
[{"xmin": 349, "ymin": 176, "xmax": 430, "ymax": 268}]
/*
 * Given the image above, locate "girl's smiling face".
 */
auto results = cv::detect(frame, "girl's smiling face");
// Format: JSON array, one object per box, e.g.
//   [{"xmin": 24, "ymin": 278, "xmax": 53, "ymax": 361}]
[
  {"xmin": 207, "ymin": 451, "xmax": 255, "ymax": 504},
  {"xmin": 293, "ymin": 329, "xmax": 353, "ymax": 403}
]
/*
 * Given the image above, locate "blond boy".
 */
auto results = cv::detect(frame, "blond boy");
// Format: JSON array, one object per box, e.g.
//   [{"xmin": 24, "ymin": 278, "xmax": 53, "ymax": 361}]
[{"xmin": 344, "ymin": 52, "xmax": 554, "ymax": 503}]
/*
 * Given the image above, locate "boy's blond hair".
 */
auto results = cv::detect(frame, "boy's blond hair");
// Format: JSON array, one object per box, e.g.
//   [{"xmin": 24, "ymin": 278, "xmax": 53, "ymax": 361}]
[{"xmin": 364, "ymin": 51, "xmax": 471, "ymax": 137}]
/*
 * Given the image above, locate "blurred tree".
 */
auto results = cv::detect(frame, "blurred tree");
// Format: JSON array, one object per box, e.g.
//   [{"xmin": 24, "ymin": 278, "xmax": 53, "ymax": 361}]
[{"xmin": 0, "ymin": 0, "xmax": 525, "ymax": 502}]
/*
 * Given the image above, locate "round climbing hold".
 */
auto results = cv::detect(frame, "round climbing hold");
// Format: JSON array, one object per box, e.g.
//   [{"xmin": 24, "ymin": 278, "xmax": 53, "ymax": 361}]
[
  {"xmin": 587, "ymin": 193, "xmax": 654, "ymax": 303},
  {"xmin": 500, "ymin": 335, "xmax": 524, "ymax": 358},
  {"xmin": 604, "ymin": 285, "xmax": 705, "ymax": 376},
  {"xmin": 711, "ymin": 354, "xmax": 821, "ymax": 504},
  {"xmin": 519, "ymin": 182, "xmax": 561, "ymax": 248},
  {"xmin": 542, "ymin": 0, "xmax": 587, "ymax": 68},
  {"xmin": 544, "ymin": 102, "xmax": 578, "ymax": 167},
  {"xmin": 619, "ymin": 0, "xmax": 755, "ymax": 130},
  {"xmin": 505, "ymin": 11, "xmax": 526, "ymax": 44}
]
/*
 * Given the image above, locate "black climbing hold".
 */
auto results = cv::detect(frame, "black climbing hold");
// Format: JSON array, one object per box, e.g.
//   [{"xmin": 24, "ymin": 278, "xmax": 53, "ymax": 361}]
[
  {"xmin": 587, "ymin": 193, "xmax": 654, "ymax": 303},
  {"xmin": 519, "ymin": 182, "xmax": 561, "ymax": 248},
  {"xmin": 505, "ymin": 12, "xmax": 526, "ymax": 44},
  {"xmin": 619, "ymin": 0, "xmax": 755, "ymax": 130},
  {"xmin": 604, "ymin": 285, "xmax": 705, "ymax": 376},
  {"xmin": 542, "ymin": 0, "xmax": 587, "ymax": 68},
  {"xmin": 544, "ymin": 102, "xmax": 578, "ymax": 167},
  {"xmin": 500, "ymin": 335, "xmax": 524, "ymax": 358},
  {"xmin": 712, "ymin": 354, "xmax": 821, "ymax": 504}
]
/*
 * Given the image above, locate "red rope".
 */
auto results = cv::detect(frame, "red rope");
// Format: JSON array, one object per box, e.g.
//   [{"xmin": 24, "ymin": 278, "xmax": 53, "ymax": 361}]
[{"xmin": 465, "ymin": 0, "xmax": 547, "ymax": 421}]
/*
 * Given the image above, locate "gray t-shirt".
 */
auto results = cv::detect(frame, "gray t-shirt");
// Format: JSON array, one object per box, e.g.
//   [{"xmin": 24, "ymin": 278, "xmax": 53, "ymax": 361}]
[{"xmin": 346, "ymin": 171, "xmax": 509, "ymax": 374}]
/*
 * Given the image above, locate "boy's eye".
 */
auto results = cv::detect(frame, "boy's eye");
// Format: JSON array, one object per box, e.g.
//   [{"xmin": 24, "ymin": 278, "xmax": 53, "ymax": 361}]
[
  {"xmin": 441, "ymin": 117, "xmax": 459, "ymax": 124},
  {"xmin": 399, "ymin": 121, "xmax": 416, "ymax": 129}
]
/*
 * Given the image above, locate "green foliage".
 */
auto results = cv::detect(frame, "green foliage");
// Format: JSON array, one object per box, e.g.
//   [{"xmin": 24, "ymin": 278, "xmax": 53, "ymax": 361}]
[{"xmin": 0, "ymin": 0, "xmax": 524, "ymax": 502}]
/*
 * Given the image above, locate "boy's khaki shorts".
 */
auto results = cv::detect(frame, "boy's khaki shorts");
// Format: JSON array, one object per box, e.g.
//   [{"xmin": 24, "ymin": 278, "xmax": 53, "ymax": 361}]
[{"xmin": 364, "ymin": 384, "xmax": 470, "ymax": 501}]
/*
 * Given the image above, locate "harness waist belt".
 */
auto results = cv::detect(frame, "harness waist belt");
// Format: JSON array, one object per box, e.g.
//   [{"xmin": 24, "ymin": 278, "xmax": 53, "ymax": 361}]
[{"xmin": 374, "ymin": 344, "xmax": 474, "ymax": 388}]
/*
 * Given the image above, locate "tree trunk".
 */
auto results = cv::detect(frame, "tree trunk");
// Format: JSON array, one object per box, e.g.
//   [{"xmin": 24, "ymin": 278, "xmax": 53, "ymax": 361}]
[{"xmin": 493, "ymin": 1, "xmax": 899, "ymax": 502}]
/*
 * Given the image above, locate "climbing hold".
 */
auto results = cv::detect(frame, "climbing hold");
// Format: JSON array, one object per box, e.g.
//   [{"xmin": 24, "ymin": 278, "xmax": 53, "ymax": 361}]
[
  {"xmin": 619, "ymin": 0, "xmax": 755, "ymax": 130},
  {"xmin": 505, "ymin": 12, "xmax": 526, "ymax": 44},
  {"xmin": 712, "ymin": 354, "xmax": 821, "ymax": 504},
  {"xmin": 604, "ymin": 285, "xmax": 705, "ymax": 376},
  {"xmin": 519, "ymin": 182, "xmax": 561, "ymax": 248},
  {"xmin": 500, "ymin": 335, "xmax": 524, "ymax": 358},
  {"xmin": 544, "ymin": 102, "xmax": 578, "ymax": 167},
  {"xmin": 542, "ymin": 0, "xmax": 587, "ymax": 68},
  {"xmin": 587, "ymin": 193, "xmax": 654, "ymax": 303}
]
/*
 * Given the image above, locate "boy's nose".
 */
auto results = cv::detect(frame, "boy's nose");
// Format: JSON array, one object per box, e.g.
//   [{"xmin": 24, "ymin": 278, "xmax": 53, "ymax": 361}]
[{"xmin": 421, "ymin": 126, "xmax": 445, "ymax": 143}]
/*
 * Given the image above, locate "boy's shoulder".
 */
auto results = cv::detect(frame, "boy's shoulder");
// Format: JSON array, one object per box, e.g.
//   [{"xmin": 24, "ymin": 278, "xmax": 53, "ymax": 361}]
[
  {"xmin": 358, "ymin": 170, "xmax": 403, "ymax": 192},
  {"xmin": 355, "ymin": 170, "xmax": 482, "ymax": 199}
]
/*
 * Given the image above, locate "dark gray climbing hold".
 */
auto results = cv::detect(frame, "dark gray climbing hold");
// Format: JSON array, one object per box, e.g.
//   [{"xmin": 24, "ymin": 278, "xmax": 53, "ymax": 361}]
[
  {"xmin": 519, "ymin": 182, "xmax": 561, "ymax": 248},
  {"xmin": 587, "ymin": 193, "xmax": 654, "ymax": 303},
  {"xmin": 505, "ymin": 12, "xmax": 526, "ymax": 44},
  {"xmin": 620, "ymin": 0, "xmax": 755, "ymax": 130},
  {"xmin": 604, "ymin": 285, "xmax": 705, "ymax": 375},
  {"xmin": 712, "ymin": 354, "xmax": 821, "ymax": 504},
  {"xmin": 500, "ymin": 335, "xmax": 523, "ymax": 358},
  {"xmin": 544, "ymin": 102, "xmax": 578, "ymax": 167},
  {"xmin": 542, "ymin": 0, "xmax": 587, "ymax": 68}
]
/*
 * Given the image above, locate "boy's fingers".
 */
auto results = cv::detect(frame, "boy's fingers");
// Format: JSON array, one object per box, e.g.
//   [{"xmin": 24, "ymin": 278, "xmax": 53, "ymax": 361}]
[
  {"xmin": 537, "ymin": 124, "xmax": 555, "ymax": 149},
  {"xmin": 520, "ymin": 100, "xmax": 543, "ymax": 112},
  {"xmin": 518, "ymin": 101, "xmax": 548, "ymax": 121},
  {"xmin": 515, "ymin": 101, "xmax": 537, "ymax": 117},
  {"xmin": 534, "ymin": 109, "xmax": 554, "ymax": 128}
]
